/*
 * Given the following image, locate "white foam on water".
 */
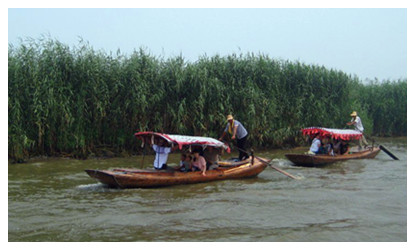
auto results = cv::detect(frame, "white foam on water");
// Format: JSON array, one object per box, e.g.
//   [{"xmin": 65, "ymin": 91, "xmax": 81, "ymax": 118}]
[
  {"xmin": 269, "ymin": 158, "xmax": 306, "ymax": 180},
  {"xmin": 76, "ymin": 183, "xmax": 109, "ymax": 191},
  {"xmin": 271, "ymin": 158, "xmax": 294, "ymax": 167}
]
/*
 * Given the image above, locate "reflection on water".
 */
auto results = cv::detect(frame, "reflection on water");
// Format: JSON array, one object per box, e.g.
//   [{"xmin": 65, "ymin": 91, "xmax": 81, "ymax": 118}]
[{"xmin": 8, "ymin": 138, "xmax": 406, "ymax": 241}]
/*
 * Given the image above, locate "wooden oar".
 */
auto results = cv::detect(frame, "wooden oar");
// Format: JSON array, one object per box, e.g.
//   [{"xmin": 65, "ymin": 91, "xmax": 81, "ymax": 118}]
[
  {"xmin": 379, "ymin": 145, "xmax": 399, "ymax": 160},
  {"xmin": 344, "ymin": 125, "xmax": 399, "ymax": 161},
  {"xmin": 255, "ymin": 156, "xmax": 302, "ymax": 180},
  {"xmin": 365, "ymin": 134, "xmax": 399, "ymax": 160},
  {"xmin": 224, "ymin": 139, "xmax": 301, "ymax": 180}
]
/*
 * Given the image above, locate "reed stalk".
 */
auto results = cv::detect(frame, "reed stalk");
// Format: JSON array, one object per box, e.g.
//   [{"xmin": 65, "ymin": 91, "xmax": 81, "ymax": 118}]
[{"xmin": 8, "ymin": 37, "xmax": 407, "ymax": 162}]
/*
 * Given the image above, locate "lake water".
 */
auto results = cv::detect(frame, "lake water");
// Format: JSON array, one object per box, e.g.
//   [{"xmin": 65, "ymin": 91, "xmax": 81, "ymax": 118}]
[{"xmin": 8, "ymin": 137, "xmax": 407, "ymax": 241}]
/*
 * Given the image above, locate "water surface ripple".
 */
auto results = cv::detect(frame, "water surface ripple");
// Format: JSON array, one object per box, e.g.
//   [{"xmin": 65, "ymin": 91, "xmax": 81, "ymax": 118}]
[{"xmin": 8, "ymin": 138, "xmax": 406, "ymax": 241}]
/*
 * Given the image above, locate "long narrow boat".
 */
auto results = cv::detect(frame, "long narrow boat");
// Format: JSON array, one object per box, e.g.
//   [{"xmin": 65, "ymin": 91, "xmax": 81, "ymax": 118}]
[
  {"xmin": 85, "ymin": 132, "xmax": 271, "ymax": 188},
  {"xmin": 285, "ymin": 147, "xmax": 381, "ymax": 167},
  {"xmin": 85, "ymin": 156, "xmax": 270, "ymax": 188},
  {"xmin": 285, "ymin": 127, "xmax": 381, "ymax": 167}
]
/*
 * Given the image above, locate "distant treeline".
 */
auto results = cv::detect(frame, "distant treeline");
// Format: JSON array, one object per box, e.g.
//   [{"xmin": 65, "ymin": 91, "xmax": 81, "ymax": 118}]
[{"xmin": 8, "ymin": 38, "xmax": 407, "ymax": 162}]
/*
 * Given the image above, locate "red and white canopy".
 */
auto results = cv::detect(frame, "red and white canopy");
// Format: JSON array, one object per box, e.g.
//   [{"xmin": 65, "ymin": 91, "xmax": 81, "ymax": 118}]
[
  {"xmin": 135, "ymin": 132, "xmax": 230, "ymax": 152},
  {"xmin": 302, "ymin": 127, "xmax": 363, "ymax": 141}
]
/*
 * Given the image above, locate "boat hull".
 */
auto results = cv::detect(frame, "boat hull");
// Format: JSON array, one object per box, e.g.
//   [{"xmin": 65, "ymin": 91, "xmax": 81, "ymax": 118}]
[
  {"xmin": 285, "ymin": 147, "xmax": 381, "ymax": 167},
  {"xmin": 85, "ymin": 156, "xmax": 270, "ymax": 188}
]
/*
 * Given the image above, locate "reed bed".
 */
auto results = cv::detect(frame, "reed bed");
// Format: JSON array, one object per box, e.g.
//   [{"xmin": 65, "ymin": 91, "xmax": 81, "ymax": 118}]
[{"xmin": 8, "ymin": 38, "xmax": 407, "ymax": 162}]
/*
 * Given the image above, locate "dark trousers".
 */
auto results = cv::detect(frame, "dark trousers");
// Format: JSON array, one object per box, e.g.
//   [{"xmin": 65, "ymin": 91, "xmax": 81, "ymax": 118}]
[{"xmin": 237, "ymin": 135, "xmax": 249, "ymax": 160}]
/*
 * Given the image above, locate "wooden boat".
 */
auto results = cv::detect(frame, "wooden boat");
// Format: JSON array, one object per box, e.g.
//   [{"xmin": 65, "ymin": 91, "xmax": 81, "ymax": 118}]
[
  {"xmin": 85, "ymin": 132, "xmax": 271, "ymax": 188},
  {"xmin": 285, "ymin": 147, "xmax": 381, "ymax": 167},
  {"xmin": 85, "ymin": 156, "xmax": 270, "ymax": 188},
  {"xmin": 285, "ymin": 127, "xmax": 381, "ymax": 167}
]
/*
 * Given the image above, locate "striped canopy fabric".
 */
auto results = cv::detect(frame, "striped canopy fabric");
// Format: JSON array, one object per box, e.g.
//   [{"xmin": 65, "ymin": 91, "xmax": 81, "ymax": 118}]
[
  {"xmin": 302, "ymin": 127, "xmax": 362, "ymax": 141},
  {"xmin": 135, "ymin": 131, "xmax": 230, "ymax": 152}
]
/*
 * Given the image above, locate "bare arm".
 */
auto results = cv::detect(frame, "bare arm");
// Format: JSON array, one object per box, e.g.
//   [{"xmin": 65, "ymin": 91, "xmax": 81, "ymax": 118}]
[
  {"xmin": 201, "ymin": 157, "xmax": 207, "ymax": 176},
  {"xmin": 171, "ymin": 144, "xmax": 179, "ymax": 151},
  {"xmin": 347, "ymin": 117, "xmax": 356, "ymax": 126},
  {"xmin": 231, "ymin": 125, "xmax": 238, "ymax": 139},
  {"xmin": 219, "ymin": 131, "xmax": 227, "ymax": 141}
]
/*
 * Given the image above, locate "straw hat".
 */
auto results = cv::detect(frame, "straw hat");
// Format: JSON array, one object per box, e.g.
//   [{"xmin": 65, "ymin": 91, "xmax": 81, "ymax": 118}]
[
  {"xmin": 227, "ymin": 114, "xmax": 234, "ymax": 121},
  {"xmin": 350, "ymin": 111, "xmax": 357, "ymax": 117}
]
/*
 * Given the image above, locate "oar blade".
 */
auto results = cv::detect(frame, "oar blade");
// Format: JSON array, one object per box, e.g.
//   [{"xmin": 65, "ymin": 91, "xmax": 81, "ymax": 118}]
[
  {"xmin": 269, "ymin": 165, "xmax": 302, "ymax": 180},
  {"xmin": 379, "ymin": 145, "xmax": 399, "ymax": 160}
]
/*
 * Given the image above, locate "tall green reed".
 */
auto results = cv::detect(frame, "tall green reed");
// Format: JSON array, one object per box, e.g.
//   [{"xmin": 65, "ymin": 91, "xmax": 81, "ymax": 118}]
[{"xmin": 8, "ymin": 37, "xmax": 407, "ymax": 162}]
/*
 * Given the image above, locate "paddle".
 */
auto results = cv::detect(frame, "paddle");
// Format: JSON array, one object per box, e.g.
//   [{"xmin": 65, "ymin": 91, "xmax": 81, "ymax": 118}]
[
  {"xmin": 379, "ymin": 145, "xmax": 399, "ymax": 160},
  {"xmin": 364, "ymin": 134, "xmax": 399, "ymax": 160},
  {"xmin": 255, "ymin": 155, "xmax": 302, "ymax": 180},
  {"xmin": 222, "ymin": 138, "xmax": 302, "ymax": 180},
  {"xmin": 344, "ymin": 122, "xmax": 399, "ymax": 160}
]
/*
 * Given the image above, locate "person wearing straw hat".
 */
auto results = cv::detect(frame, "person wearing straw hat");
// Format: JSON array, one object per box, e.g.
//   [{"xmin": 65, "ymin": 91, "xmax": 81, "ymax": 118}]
[
  {"xmin": 347, "ymin": 111, "xmax": 369, "ymax": 150},
  {"xmin": 219, "ymin": 114, "xmax": 249, "ymax": 161}
]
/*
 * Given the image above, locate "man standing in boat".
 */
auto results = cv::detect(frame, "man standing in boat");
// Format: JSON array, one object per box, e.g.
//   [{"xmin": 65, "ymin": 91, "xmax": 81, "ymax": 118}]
[
  {"xmin": 346, "ymin": 111, "xmax": 369, "ymax": 150},
  {"xmin": 150, "ymin": 136, "xmax": 177, "ymax": 170},
  {"xmin": 219, "ymin": 114, "xmax": 249, "ymax": 161}
]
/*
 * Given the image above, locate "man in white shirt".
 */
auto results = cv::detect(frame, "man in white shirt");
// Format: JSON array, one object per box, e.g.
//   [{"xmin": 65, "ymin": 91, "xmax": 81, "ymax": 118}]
[
  {"xmin": 347, "ymin": 111, "xmax": 369, "ymax": 150},
  {"xmin": 152, "ymin": 143, "xmax": 171, "ymax": 170},
  {"xmin": 151, "ymin": 136, "xmax": 177, "ymax": 170}
]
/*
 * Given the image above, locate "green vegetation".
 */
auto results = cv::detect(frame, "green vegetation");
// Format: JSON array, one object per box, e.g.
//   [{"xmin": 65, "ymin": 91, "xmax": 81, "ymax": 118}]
[{"xmin": 8, "ymin": 38, "xmax": 407, "ymax": 162}]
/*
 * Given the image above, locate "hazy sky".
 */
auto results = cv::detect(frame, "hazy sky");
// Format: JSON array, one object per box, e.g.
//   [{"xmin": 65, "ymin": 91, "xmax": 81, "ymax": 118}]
[{"xmin": 8, "ymin": 8, "xmax": 407, "ymax": 81}]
